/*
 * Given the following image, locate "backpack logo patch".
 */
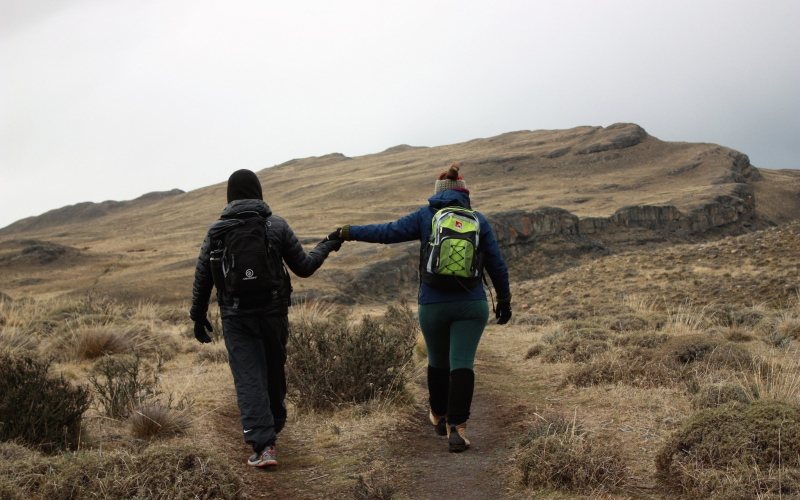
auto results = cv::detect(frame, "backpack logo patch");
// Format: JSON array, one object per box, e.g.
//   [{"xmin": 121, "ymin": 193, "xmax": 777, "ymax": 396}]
[
  {"xmin": 455, "ymin": 221, "xmax": 463, "ymax": 230},
  {"xmin": 244, "ymin": 269, "xmax": 256, "ymax": 280}
]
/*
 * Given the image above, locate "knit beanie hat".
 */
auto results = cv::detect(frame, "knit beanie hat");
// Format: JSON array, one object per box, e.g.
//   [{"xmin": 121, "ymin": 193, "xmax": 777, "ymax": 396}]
[
  {"xmin": 434, "ymin": 163, "xmax": 467, "ymax": 193},
  {"xmin": 227, "ymin": 169, "xmax": 263, "ymax": 203}
]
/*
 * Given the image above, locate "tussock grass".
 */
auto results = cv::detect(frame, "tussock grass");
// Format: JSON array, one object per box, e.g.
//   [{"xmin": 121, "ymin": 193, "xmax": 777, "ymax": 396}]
[
  {"xmin": 663, "ymin": 302, "xmax": 715, "ymax": 336},
  {"xmin": 516, "ymin": 412, "xmax": 629, "ymax": 494},
  {"xmin": 57, "ymin": 324, "xmax": 135, "ymax": 360},
  {"xmin": 289, "ymin": 298, "xmax": 338, "ymax": 324},
  {"xmin": 656, "ymin": 399, "xmax": 800, "ymax": 498},
  {"xmin": 0, "ymin": 326, "xmax": 38, "ymax": 354},
  {"xmin": 130, "ymin": 400, "xmax": 193, "ymax": 439},
  {"xmin": 564, "ymin": 335, "xmax": 756, "ymax": 388},
  {"xmin": 739, "ymin": 352, "xmax": 800, "ymax": 406},
  {"xmin": 0, "ymin": 442, "xmax": 243, "ymax": 499}
]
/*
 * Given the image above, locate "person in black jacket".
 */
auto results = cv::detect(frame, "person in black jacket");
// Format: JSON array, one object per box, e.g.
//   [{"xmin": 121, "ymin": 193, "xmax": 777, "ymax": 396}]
[{"xmin": 190, "ymin": 169, "xmax": 342, "ymax": 468}]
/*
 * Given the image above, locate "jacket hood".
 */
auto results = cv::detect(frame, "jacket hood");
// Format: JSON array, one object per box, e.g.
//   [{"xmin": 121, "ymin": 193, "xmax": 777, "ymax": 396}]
[
  {"xmin": 220, "ymin": 199, "xmax": 272, "ymax": 219},
  {"xmin": 227, "ymin": 169, "xmax": 263, "ymax": 203},
  {"xmin": 427, "ymin": 189, "xmax": 471, "ymax": 210}
]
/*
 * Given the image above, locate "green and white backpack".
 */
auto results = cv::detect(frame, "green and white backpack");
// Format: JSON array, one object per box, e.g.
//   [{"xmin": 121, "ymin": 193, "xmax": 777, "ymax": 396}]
[{"xmin": 420, "ymin": 206, "xmax": 485, "ymax": 291}]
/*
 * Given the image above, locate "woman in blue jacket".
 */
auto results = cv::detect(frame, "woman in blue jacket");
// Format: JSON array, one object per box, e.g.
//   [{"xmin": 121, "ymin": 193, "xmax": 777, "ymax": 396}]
[{"xmin": 338, "ymin": 164, "xmax": 512, "ymax": 452}]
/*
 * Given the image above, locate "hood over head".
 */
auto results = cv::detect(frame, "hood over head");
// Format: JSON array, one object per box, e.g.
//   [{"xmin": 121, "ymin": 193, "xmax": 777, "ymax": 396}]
[{"xmin": 227, "ymin": 169, "xmax": 263, "ymax": 203}]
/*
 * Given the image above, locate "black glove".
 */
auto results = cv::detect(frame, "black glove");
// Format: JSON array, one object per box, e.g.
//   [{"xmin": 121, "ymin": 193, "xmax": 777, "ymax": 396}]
[
  {"xmin": 193, "ymin": 317, "xmax": 213, "ymax": 343},
  {"xmin": 496, "ymin": 302, "xmax": 512, "ymax": 325},
  {"xmin": 324, "ymin": 228, "xmax": 343, "ymax": 252}
]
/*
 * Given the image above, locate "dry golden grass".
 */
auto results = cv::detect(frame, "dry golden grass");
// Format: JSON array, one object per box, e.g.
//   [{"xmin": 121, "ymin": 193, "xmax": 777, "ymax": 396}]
[
  {"xmin": 130, "ymin": 401, "xmax": 193, "ymax": 439},
  {"xmin": 1, "ymin": 219, "xmax": 799, "ymax": 497}
]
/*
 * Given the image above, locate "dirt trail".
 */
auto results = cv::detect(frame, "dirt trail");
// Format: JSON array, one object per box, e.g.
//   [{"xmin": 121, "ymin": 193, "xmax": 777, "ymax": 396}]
[
  {"xmin": 383, "ymin": 328, "xmax": 532, "ymax": 499},
  {"xmin": 211, "ymin": 329, "xmax": 528, "ymax": 499},
  {"xmin": 393, "ymin": 386, "xmax": 525, "ymax": 499}
]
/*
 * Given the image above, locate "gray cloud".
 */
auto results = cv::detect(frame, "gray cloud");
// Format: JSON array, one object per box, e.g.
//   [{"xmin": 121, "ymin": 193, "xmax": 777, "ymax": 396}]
[{"xmin": 1, "ymin": 0, "xmax": 798, "ymax": 228}]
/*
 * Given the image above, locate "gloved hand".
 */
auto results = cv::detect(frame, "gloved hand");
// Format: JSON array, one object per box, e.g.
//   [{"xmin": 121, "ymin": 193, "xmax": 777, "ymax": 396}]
[
  {"xmin": 495, "ymin": 301, "xmax": 512, "ymax": 325},
  {"xmin": 324, "ymin": 228, "xmax": 343, "ymax": 252},
  {"xmin": 193, "ymin": 317, "xmax": 213, "ymax": 343}
]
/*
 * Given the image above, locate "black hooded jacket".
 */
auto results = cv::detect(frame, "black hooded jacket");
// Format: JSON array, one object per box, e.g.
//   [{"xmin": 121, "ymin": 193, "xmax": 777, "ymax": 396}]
[{"xmin": 190, "ymin": 199, "xmax": 336, "ymax": 319}]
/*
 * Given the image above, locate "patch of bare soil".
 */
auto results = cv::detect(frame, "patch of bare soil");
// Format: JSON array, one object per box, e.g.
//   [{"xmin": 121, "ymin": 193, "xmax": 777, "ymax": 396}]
[
  {"xmin": 389, "ymin": 386, "xmax": 525, "ymax": 499},
  {"xmin": 210, "ymin": 404, "xmax": 321, "ymax": 499}
]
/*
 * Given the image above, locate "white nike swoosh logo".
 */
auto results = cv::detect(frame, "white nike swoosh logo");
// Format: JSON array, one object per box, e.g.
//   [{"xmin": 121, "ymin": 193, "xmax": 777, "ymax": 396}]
[{"xmin": 243, "ymin": 429, "xmax": 252, "ymax": 434}]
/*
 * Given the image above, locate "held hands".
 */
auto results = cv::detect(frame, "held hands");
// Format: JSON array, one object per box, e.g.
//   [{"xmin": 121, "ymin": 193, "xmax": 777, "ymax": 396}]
[
  {"xmin": 495, "ymin": 301, "xmax": 512, "ymax": 325},
  {"xmin": 193, "ymin": 317, "xmax": 213, "ymax": 343},
  {"xmin": 323, "ymin": 228, "xmax": 344, "ymax": 252}
]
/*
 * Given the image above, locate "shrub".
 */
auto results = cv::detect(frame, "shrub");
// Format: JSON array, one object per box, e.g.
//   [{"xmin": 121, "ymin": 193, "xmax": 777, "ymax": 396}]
[
  {"xmin": 692, "ymin": 383, "xmax": 752, "ymax": 409},
  {"xmin": 193, "ymin": 344, "xmax": 228, "ymax": 364},
  {"xmin": 287, "ymin": 302, "xmax": 418, "ymax": 411},
  {"xmin": 0, "ymin": 354, "xmax": 90, "ymax": 452},
  {"xmin": 656, "ymin": 400, "xmax": 800, "ymax": 497},
  {"xmin": 88, "ymin": 355, "xmax": 157, "ymax": 418},
  {"xmin": 607, "ymin": 313, "xmax": 651, "ymax": 332},
  {"xmin": 516, "ymin": 413, "xmax": 628, "ymax": 494}
]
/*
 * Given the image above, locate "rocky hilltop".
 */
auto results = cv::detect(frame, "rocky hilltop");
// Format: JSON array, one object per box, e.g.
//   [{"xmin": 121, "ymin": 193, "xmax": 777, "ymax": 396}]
[{"xmin": 1, "ymin": 123, "xmax": 798, "ymax": 303}]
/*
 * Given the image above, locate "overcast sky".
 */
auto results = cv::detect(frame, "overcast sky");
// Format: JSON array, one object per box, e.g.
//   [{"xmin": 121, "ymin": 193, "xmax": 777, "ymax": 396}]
[{"xmin": 1, "ymin": 0, "xmax": 798, "ymax": 229}]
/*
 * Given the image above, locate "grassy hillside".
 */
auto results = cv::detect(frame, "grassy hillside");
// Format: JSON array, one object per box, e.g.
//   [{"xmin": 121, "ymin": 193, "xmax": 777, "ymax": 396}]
[{"xmin": 1, "ymin": 123, "xmax": 798, "ymax": 306}]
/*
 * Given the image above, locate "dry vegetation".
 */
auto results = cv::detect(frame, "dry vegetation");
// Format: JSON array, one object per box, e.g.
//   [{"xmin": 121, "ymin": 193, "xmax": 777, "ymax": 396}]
[
  {"xmin": 0, "ymin": 118, "xmax": 798, "ymax": 500},
  {"xmin": 0, "ymin": 295, "xmax": 424, "ymax": 499},
  {"xmin": 1, "ymin": 223, "xmax": 798, "ymax": 498}
]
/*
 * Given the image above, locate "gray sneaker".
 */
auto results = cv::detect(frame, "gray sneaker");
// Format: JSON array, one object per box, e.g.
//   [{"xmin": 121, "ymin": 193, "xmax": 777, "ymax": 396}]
[{"xmin": 247, "ymin": 445, "xmax": 277, "ymax": 468}]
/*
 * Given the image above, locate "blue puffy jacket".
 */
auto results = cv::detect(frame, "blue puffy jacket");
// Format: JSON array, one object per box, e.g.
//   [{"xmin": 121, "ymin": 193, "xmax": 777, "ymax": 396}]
[{"xmin": 346, "ymin": 189, "xmax": 510, "ymax": 305}]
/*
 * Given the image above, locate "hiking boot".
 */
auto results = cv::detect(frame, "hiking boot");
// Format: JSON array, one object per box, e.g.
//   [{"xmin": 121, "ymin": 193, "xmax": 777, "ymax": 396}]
[
  {"xmin": 448, "ymin": 423, "xmax": 470, "ymax": 452},
  {"xmin": 247, "ymin": 445, "xmax": 277, "ymax": 468},
  {"xmin": 429, "ymin": 409, "xmax": 447, "ymax": 436}
]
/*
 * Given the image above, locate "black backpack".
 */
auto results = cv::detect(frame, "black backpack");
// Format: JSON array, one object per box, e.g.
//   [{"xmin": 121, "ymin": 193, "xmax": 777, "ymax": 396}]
[{"xmin": 209, "ymin": 216, "xmax": 289, "ymax": 305}]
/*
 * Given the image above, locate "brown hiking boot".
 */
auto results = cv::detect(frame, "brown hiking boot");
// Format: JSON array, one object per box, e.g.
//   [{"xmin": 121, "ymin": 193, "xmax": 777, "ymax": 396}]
[
  {"xmin": 448, "ymin": 423, "xmax": 470, "ymax": 452},
  {"xmin": 429, "ymin": 409, "xmax": 447, "ymax": 436}
]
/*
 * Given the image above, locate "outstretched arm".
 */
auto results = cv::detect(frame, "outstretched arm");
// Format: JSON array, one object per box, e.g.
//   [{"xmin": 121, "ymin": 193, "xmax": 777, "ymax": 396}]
[
  {"xmin": 341, "ymin": 209, "xmax": 424, "ymax": 244},
  {"xmin": 279, "ymin": 219, "xmax": 339, "ymax": 278}
]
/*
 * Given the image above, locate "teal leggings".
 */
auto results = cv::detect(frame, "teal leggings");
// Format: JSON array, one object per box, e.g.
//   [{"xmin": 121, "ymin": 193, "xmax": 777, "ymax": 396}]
[{"xmin": 418, "ymin": 300, "xmax": 490, "ymax": 371}]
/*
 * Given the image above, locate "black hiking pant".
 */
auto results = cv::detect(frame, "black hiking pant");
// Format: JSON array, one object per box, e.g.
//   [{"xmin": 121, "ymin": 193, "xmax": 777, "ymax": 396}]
[{"xmin": 222, "ymin": 314, "xmax": 288, "ymax": 453}]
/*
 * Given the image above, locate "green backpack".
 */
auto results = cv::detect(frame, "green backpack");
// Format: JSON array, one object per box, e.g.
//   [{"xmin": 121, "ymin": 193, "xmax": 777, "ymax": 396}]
[{"xmin": 420, "ymin": 206, "xmax": 484, "ymax": 291}]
